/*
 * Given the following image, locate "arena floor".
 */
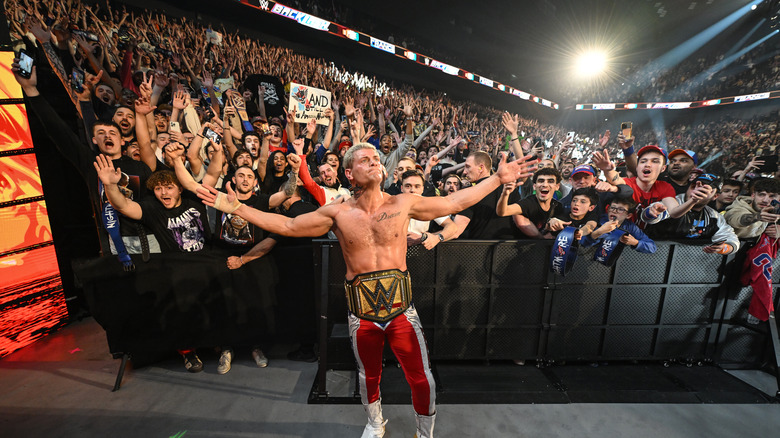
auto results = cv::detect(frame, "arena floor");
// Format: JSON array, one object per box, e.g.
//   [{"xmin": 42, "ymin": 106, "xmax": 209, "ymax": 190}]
[{"xmin": 0, "ymin": 317, "xmax": 778, "ymax": 438}]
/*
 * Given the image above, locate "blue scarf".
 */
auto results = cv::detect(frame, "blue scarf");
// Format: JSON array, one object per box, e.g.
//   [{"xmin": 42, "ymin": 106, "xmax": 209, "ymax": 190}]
[{"xmin": 99, "ymin": 180, "xmax": 135, "ymax": 271}]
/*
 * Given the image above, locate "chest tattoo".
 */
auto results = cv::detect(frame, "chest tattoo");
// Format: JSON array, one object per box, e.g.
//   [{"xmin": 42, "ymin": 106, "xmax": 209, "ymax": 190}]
[{"xmin": 377, "ymin": 211, "xmax": 400, "ymax": 222}]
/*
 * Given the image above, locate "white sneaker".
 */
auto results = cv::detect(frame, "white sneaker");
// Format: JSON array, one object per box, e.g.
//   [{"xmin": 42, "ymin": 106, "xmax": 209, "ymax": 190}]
[
  {"xmin": 361, "ymin": 419, "xmax": 387, "ymax": 438},
  {"xmin": 217, "ymin": 349, "xmax": 232, "ymax": 375},
  {"xmin": 252, "ymin": 348, "xmax": 268, "ymax": 368}
]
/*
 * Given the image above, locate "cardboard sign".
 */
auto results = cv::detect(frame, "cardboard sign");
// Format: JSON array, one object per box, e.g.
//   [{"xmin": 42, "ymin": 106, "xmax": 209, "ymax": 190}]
[
  {"xmin": 288, "ymin": 82, "xmax": 331, "ymax": 125},
  {"xmin": 213, "ymin": 78, "xmax": 235, "ymax": 103}
]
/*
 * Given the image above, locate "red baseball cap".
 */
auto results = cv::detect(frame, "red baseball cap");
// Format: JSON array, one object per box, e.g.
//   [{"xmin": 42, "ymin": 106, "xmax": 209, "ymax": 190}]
[{"xmin": 637, "ymin": 145, "xmax": 667, "ymax": 163}]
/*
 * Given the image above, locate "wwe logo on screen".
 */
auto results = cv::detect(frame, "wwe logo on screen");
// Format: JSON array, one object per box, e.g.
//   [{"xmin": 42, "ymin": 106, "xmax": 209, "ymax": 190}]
[{"xmin": 256, "ymin": 0, "xmax": 269, "ymax": 10}]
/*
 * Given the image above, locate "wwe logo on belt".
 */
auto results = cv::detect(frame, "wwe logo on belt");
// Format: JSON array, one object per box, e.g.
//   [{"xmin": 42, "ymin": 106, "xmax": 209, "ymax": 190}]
[{"xmin": 359, "ymin": 277, "xmax": 399, "ymax": 316}]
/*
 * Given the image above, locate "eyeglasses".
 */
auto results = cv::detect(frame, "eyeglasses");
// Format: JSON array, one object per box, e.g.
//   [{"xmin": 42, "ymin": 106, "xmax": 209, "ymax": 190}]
[{"xmin": 608, "ymin": 206, "xmax": 628, "ymax": 214}]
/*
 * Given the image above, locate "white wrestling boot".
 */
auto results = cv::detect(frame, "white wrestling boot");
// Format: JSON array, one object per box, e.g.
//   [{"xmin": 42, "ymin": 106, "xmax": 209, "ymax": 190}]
[
  {"xmin": 414, "ymin": 412, "xmax": 435, "ymax": 438},
  {"xmin": 361, "ymin": 399, "xmax": 387, "ymax": 438}
]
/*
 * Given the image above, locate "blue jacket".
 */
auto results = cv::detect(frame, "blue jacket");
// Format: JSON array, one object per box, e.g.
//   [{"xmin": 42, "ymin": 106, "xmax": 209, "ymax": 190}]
[{"xmin": 582, "ymin": 214, "xmax": 657, "ymax": 254}]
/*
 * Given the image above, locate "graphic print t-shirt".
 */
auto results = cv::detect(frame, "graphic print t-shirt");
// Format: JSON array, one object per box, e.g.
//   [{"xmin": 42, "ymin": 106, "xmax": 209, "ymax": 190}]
[
  {"xmin": 140, "ymin": 195, "xmax": 211, "ymax": 252},
  {"xmin": 216, "ymin": 194, "xmax": 271, "ymax": 250}
]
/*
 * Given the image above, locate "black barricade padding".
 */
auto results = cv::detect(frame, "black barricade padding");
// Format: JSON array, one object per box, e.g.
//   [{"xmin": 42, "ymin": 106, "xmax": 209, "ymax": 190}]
[
  {"xmin": 75, "ymin": 249, "xmax": 281, "ymax": 366},
  {"xmin": 315, "ymin": 239, "xmax": 780, "ymax": 367}
]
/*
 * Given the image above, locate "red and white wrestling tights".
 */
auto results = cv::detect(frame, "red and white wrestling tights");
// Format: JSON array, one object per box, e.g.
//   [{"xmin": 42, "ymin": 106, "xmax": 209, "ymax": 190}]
[{"xmin": 348, "ymin": 305, "xmax": 436, "ymax": 415}]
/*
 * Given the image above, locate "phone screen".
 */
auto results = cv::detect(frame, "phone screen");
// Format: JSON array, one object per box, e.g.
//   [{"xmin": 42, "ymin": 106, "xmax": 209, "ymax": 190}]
[
  {"xmin": 621, "ymin": 122, "xmax": 632, "ymax": 139},
  {"xmin": 71, "ymin": 69, "xmax": 85, "ymax": 92},
  {"xmin": 205, "ymin": 128, "xmax": 222, "ymax": 144},
  {"xmin": 18, "ymin": 51, "xmax": 33, "ymax": 78}
]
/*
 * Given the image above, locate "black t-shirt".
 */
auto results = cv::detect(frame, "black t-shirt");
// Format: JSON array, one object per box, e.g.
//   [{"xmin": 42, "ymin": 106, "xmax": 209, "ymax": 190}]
[
  {"xmin": 215, "ymin": 193, "xmax": 271, "ymax": 251},
  {"xmin": 515, "ymin": 196, "xmax": 564, "ymax": 234},
  {"xmin": 269, "ymin": 199, "xmax": 325, "ymax": 245},
  {"xmin": 658, "ymin": 174, "xmax": 689, "ymax": 195},
  {"xmin": 458, "ymin": 178, "xmax": 519, "ymax": 239},
  {"xmin": 105, "ymin": 156, "xmax": 154, "ymax": 236},
  {"xmin": 139, "ymin": 194, "xmax": 211, "ymax": 253},
  {"xmin": 554, "ymin": 209, "xmax": 599, "ymax": 230}
]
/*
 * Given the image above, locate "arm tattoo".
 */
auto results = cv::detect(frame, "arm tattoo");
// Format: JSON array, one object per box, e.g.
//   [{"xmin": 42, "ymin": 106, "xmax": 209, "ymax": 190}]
[
  {"xmin": 611, "ymin": 174, "xmax": 619, "ymax": 182},
  {"xmin": 42, "ymin": 42, "xmax": 80, "ymax": 114}
]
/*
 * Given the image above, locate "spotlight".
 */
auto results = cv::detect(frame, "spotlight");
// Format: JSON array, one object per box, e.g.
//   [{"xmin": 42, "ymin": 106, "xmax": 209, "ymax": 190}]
[{"xmin": 575, "ymin": 51, "xmax": 608, "ymax": 77}]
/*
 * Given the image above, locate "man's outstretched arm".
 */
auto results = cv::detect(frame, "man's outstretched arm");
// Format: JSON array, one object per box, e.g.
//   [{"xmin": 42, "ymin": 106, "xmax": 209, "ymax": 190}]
[
  {"xmin": 409, "ymin": 153, "xmax": 537, "ymax": 221},
  {"xmin": 198, "ymin": 183, "xmax": 335, "ymax": 237}
]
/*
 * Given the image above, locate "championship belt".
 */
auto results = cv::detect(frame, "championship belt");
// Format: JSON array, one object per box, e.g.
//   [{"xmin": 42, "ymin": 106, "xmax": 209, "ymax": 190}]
[
  {"xmin": 593, "ymin": 228, "xmax": 627, "ymax": 267},
  {"xmin": 550, "ymin": 226, "xmax": 580, "ymax": 277},
  {"xmin": 345, "ymin": 269, "xmax": 412, "ymax": 323},
  {"xmin": 225, "ymin": 88, "xmax": 254, "ymax": 132}
]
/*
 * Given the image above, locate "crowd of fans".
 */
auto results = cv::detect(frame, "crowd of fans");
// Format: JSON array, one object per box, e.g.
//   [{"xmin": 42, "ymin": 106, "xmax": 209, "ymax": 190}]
[{"xmin": 6, "ymin": 0, "xmax": 780, "ymax": 372}]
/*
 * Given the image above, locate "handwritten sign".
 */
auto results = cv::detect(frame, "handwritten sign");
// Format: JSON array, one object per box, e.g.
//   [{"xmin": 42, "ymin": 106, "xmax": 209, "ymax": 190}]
[{"xmin": 288, "ymin": 82, "xmax": 331, "ymax": 125}]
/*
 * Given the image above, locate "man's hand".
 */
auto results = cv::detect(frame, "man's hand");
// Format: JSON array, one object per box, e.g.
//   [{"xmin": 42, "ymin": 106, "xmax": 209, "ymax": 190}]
[
  {"xmin": 502, "ymin": 112, "xmax": 519, "ymax": 136},
  {"xmin": 291, "ymin": 138, "xmax": 305, "ymax": 155},
  {"xmin": 197, "ymin": 183, "xmax": 241, "ymax": 213},
  {"xmin": 422, "ymin": 234, "xmax": 442, "ymax": 250},
  {"xmin": 617, "ymin": 132, "xmax": 634, "ymax": 150},
  {"xmin": 93, "ymin": 154, "xmax": 122, "ymax": 185},
  {"xmin": 503, "ymin": 180, "xmax": 516, "ymax": 195},
  {"xmin": 596, "ymin": 220, "xmax": 619, "ymax": 234},
  {"xmin": 402, "ymin": 97, "xmax": 414, "ymax": 118},
  {"xmin": 171, "ymin": 89, "xmax": 187, "ymax": 110},
  {"xmin": 645, "ymin": 202, "xmax": 667, "ymax": 219},
  {"xmin": 547, "ymin": 218, "xmax": 571, "ymax": 232},
  {"xmin": 164, "ymin": 142, "xmax": 185, "ymax": 163},
  {"xmin": 594, "ymin": 181, "xmax": 617, "ymax": 193},
  {"xmin": 29, "ymin": 19, "xmax": 52, "ymax": 43},
  {"xmin": 154, "ymin": 70, "xmax": 169, "ymax": 88},
  {"xmin": 11, "ymin": 58, "xmax": 38, "ymax": 96},
  {"xmin": 745, "ymin": 156, "xmax": 764, "ymax": 172},
  {"xmin": 598, "ymin": 130, "xmax": 611, "ymax": 148},
  {"xmin": 620, "ymin": 234, "xmax": 639, "ymax": 246},
  {"xmin": 138, "ymin": 71, "xmax": 154, "ymax": 99},
  {"xmin": 134, "ymin": 95, "xmax": 156, "ymax": 116},
  {"xmin": 343, "ymin": 97, "xmax": 355, "ymax": 118},
  {"xmin": 689, "ymin": 184, "xmax": 713, "ymax": 202},
  {"xmin": 226, "ymin": 256, "xmax": 244, "ymax": 270},
  {"xmin": 495, "ymin": 152, "xmax": 538, "ymax": 185},
  {"xmin": 305, "ymin": 118, "xmax": 317, "ymax": 136},
  {"xmin": 759, "ymin": 206, "xmax": 780, "ymax": 223},
  {"xmin": 287, "ymin": 152, "xmax": 302, "ymax": 172},
  {"xmin": 591, "ymin": 149, "xmax": 614, "ymax": 171},
  {"xmin": 406, "ymin": 232, "xmax": 422, "ymax": 247},
  {"xmin": 201, "ymin": 70, "xmax": 214, "ymax": 89}
]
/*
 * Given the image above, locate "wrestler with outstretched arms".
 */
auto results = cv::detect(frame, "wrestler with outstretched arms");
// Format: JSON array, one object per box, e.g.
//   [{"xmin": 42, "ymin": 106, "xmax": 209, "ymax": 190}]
[{"xmin": 199, "ymin": 143, "xmax": 536, "ymax": 438}]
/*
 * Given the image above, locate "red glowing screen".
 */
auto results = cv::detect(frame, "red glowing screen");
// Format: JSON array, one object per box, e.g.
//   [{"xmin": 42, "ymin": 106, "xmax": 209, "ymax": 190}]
[{"xmin": 0, "ymin": 51, "xmax": 67, "ymax": 358}]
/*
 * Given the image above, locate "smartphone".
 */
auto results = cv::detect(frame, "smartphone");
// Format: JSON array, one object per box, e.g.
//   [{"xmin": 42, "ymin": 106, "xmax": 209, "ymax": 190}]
[
  {"xmin": 169, "ymin": 121, "xmax": 181, "ymax": 133},
  {"xmin": 17, "ymin": 49, "xmax": 34, "ymax": 79},
  {"xmin": 341, "ymin": 115, "xmax": 347, "ymax": 123},
  {"xmin": 756, "ymin": 155, "xmax": 778, "ymax": 174},
  {"xmin": 71, "ymin": 68, "xmax": 85, "ymax": 93},
  {"xmin": 621, "ymin": 122, "xmax": 633, "ymax": 139},
  {"xmin": 566, "ymin": 131, "xmax": 575, "ymax": 141},
  {"xmin": 204, "ymin": 128, "xmax": 222, "ymax": 144}
]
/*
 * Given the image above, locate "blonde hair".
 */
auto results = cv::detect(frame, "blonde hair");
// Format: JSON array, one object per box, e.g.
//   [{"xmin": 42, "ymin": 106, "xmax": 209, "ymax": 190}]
[{"xmin": 342, "ymin": 143, "xmax": 378, "ymax": 169}]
